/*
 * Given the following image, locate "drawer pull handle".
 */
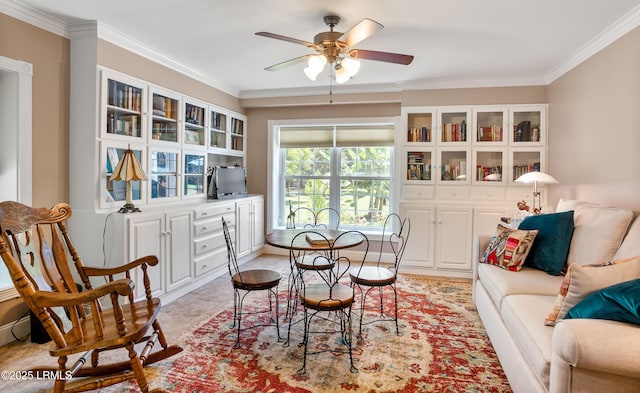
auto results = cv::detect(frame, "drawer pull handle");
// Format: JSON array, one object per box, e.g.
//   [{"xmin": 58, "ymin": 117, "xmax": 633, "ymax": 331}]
[
  {"xmin": 201, "ymin": 245, "xmax": 207, "ymax": 249},
  {"xmin": 202, "ymin": 212, "xmax": 208, "ymax": 216},
  {"xmin": 202, "ymin": 226, "xmax": 207, "ymax": 231}
]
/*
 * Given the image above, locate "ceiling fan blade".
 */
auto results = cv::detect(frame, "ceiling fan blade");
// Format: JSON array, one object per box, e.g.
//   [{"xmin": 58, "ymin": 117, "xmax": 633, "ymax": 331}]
[
  {"xmin": 340, "ymin": 18, "xmax": 383, "ymax": 47},
  {"xmin": 264, "ymin": 55, "xmax": 312, "ymax": 71},
  {"xmin": 349, "ymin": 49, "xmax": 414, "ymax": 65},
  {"xmin": 255, "ymin": 32, "xmax": 316, "ymax": 48}
]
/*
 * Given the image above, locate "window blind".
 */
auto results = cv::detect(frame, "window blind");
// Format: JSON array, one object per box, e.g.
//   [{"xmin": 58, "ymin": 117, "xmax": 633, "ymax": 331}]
[{"xmin": 279, "ymin": 125, "xmax": 394, "ymax": 148}]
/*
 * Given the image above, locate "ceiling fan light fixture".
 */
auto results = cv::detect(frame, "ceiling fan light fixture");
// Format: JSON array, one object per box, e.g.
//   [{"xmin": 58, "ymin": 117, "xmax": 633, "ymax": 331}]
[
  {"xmin": 341, "ymin": 57, "xmax": 360, "ymax": 76},
  {"xmin": 308, "ymin": 55, "xmax": 327, "ymax": 72},
  {"xmin": 303, "ymin": 66, "xmax": 320, "ymax": 81},
  {"xmin": 335, "ymin": 65, "xmax": 351, "ymax": 83}
]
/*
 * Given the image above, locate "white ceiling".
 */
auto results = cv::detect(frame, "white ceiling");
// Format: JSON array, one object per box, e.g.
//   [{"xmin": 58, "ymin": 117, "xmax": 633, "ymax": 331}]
[{"xmin": 6, "ymin": 0, "xmax": 640, "ymax": 98}]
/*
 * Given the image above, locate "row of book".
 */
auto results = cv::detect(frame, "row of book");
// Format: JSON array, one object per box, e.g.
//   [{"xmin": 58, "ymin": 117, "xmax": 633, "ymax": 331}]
[
  {"xmin": 477, "ymin": 126, "xmax": 504, "ymax": 142},
  {"xmin": 107, "ymin": 113, "xmax": 139, "ymax": 137},
  {"xmin": 231, "ymin": 118, "xmax": 244, "ymax": 135},
  {"xmin": 513, "ymin": 121, "xmax": 540, "ymax": 142},
  {"xmin": 513, "ymin": 163, "xmax": 541, "ymax": 180},
  {"xmin": 441, "ymin": 160, "xmax": 466, "ymax": 181},
  {"xmin": 407, "ymin": 163, "xmax": 431, "ymax": 180},
  {"xmin": 211, "ymin": 113, "xmax": 227, "ymax": 130},
  {"xmin": 407, "ymin": 126, "xmax": 431, "ymax": 142},
  {"xmin": 231, "ymin": 136, "xmax": 243, "ymax": 151},
  {"xmin": 108, "ymin": 79, "xmax": 142, "ymax": 112},
  {"xmin": 442, "ymin": 121, "xmax": 467, "ymax": 142},
  {"xmin": 152, "ymin": 95, "xmax": 177, "ymax": 119},
  {"xmin": 407, "ymin": 151, "xmax": 428, "ymax": 164},
  {"xmin": 185, "ymin": 104, "xmax": 204, "ymax": 126},
  {"xmin": 476, "ymin": 165, "xmax": 502, "ymax": 181}
]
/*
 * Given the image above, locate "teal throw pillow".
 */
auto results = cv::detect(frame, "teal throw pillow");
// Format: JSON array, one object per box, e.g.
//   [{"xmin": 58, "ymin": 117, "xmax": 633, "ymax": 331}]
[
  {"xmin": 518, "ymin": 210, "xmax": 574, "ymax": 275},
  {"xmin": 565, "ymin": 278, "xmax": 640, "ymax": 325}
]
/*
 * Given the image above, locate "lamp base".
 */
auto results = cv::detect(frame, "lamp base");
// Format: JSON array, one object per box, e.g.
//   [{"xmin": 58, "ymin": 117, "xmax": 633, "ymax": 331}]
[{"xmin": 117, "ymin": 203, "xmax": 141, "ymax": 214}]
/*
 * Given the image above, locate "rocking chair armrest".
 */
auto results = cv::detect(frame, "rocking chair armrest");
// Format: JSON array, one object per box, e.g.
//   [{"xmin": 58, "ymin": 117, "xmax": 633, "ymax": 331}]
[
  {"xmin": 32, "ymin": 279, "xmax": 134, "ymax": 307},
  {"xmin": 82, "ymin": 255, "xmax": 159, "ymax": 277}
]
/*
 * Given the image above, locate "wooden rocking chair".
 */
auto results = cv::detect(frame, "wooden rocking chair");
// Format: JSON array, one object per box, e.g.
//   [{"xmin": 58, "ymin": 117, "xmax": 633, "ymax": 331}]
[{"xmin": 0, "ymin": 201, "xmax": 182, "ymax": 393}]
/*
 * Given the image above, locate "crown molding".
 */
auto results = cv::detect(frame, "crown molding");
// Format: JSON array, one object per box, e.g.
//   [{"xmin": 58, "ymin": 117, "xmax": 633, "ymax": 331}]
[
  {"xmin": 545, "ymin": 4, "xmax": 640, "ymax": 84},
  {"xmin": 0, "ymin": 0, "xmax": 68, "ymax": 37}
]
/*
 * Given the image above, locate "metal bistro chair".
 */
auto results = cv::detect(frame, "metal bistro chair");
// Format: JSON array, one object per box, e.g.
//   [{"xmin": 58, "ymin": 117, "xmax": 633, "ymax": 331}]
[
  {"xmin": 349, "ymin": 213, "xmax": 410, "ymax": 336},
  {"xmin": 222, "ymin": 217, "xmax": 282, "ymax": 347},
  {"xmin": 291, "ymin": 230, "xmax": 368, "ymax": 375},
  {"xmin": 285, "ymin": 206, "xmax": 340, "ymax": 317},
  {"xmin": 0, "ymin": 201, "xmax": 182, "ymax": 393}
]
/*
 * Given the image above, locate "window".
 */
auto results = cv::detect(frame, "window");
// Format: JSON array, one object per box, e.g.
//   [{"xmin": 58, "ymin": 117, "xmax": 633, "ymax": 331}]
[{"xmin": 272, "ymin": 120, "xmax": 396, "ymax": 232}]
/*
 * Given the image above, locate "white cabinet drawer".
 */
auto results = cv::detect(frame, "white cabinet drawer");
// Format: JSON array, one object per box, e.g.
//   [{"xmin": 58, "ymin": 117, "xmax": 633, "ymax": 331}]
[
  {"xmin": 193, "ymin": 232, "xmax": 226, "ymax": 256},
  {"xmin": 470, "ymin": 187, "xmax": 506, "ymax": 201},
  {"xmin": 194, "ymin": 202, "xmax": 235, "ymax": 220},
  {"xmin": 193, "ymin": 213, "xmax": 234, "ymax": 237},
  {"xmin": 403, "ymin": 185, "xmax": 435, "ymax": 200},
  {"xmin": 435, "ymin": 187, "xmax": 469, "ymax": 200},
  {"xmin": 194, "ymin": 248, "xmax": 226, "ymax": 277}
]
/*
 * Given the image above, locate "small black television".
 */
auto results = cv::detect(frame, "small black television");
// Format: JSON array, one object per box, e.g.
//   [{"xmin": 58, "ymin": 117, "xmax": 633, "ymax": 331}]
[{"xmin": 207, "ymin": 166, "xmax": 248, "ymax": 199}]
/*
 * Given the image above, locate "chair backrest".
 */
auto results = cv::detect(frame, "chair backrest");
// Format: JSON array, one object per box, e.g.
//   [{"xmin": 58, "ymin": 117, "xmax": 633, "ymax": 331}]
[
  {"xmin": 222, "ymin": 216, "xmax": 242, "ymax": 281},
  {"xmin": 290, "ymin": 206, "xmax": 340, "ymax": 230},
  {"xmin": 378, "ymin": 213, "xmax": 411, "ymax": 271},
  {"xmin": 0, "ymin": 201, "xmax": 101, "ymax": 348},
  {"xmin": 293, "ymin": 230, "xmax": 368, "ymax": 290}
]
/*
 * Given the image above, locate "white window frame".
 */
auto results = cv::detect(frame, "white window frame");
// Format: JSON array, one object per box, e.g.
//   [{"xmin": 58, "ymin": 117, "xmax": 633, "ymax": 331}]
[{"xmin": 267, "ymin": 117, "xmax": 401, "ymax": 239}]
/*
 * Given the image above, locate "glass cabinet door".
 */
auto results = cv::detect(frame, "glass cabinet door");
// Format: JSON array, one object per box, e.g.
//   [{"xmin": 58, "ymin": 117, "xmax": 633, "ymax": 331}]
[
  {"xmin": 405, "ymin": 149, "xmax": 434, "ymax": 183},
  {"xmin": 104, "ymin": 145, "xmax": 144, "ymax": 204},
  {"xmin": 406, "ymin": 111, "xmax": 435, "ymax": 144},
  {"xmin": 474, "ymin": 108, "xmax": 506, "ymax": 144},
  {"xmin": 473, "ymin": 149, "xmax": 505, "ymax": 184},
  {"xmin": 150, "ymin": 150, "xmax": 179, "ymax": 200},
  {"xmin": 230, "ymin": 115, "xmax": 245, "ymax": 153},
  {"xmin": 439, "ymin": 109, "xmax": 470, "ymax": 145},
  {"xmin": 510, "ymin": 106, "xmax": 546, "ymax": 145},
  {"xmin": 151, "ymin": 91, "xmax": 179, "ymax": 143},
  {"xmin": 183, "ymin": 152, "xmax": 206, "ymax": 197},
  {"xmin": 438, "ymin": 149, "xmax": 469, "ymax": 183},
  {"xmin": 509, "ymin": 148, "xmax": 545, "ymax": 184},
  {"xmin": 184, "ymin": 101, "xmax": 206, "ymax": 148},
  {"xmin": 209, "ymin": 108, "xmax": 228, "ymax": 150},
  {"xmin": 105, "ymin": 78, "xmax": 144, "ymax": 139}
]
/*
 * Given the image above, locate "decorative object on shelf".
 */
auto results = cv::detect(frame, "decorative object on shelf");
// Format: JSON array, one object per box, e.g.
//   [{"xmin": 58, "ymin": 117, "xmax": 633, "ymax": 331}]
[
  {"xmin": 286, "ymin": 201, "xmax": 295, "ymax": 229},
  {"xmin": 110, "ymin": 147, "xmax": 147, "ymax": 213},
  {"xmin": 515, "ymin": 171, "xmax": 558, "ymax": 214},
  {"xmin": 256, "ymin": 15, "xmax": 413, "ymax": 84}
]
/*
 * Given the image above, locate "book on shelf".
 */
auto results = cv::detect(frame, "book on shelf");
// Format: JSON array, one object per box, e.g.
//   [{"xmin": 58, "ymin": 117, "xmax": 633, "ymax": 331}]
[{"xmin": 306, "ymin": 232, "xmax": 334, "ymax": 245}]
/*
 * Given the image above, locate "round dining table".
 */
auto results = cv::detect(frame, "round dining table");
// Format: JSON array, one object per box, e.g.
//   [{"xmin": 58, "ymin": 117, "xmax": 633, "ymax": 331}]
[{"xmin": 264, "ymin": 228, "xmax": 364, "ymax": 251}]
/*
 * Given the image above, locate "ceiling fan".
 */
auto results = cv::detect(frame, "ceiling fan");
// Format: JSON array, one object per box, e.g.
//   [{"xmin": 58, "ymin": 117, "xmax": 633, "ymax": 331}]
[{"xmin": 255, "ymin": 15, "xmax": 414, "ymax": 83}]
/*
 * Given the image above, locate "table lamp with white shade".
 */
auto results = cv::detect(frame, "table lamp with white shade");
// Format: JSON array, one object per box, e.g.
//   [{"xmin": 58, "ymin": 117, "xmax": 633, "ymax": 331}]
[{"xmin": 515, "ymin": 171, "xmax": 558, "ymax": 214}]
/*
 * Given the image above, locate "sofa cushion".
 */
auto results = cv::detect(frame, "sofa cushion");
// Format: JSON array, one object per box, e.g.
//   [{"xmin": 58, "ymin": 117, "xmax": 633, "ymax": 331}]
[
  {"xmin": 556, "ymin": 203, "xmax": 633, "ymax": 266},
  {"xmin": 518, "ymin": 211, "xmax": 574, "ymax": 276},
  {"xmin": 501, "ymin": 294, "xmax": 557, "ymax": 388},
  {"xmin": 544, "ymin": 256, "xmax": 640, "ymax": 326},
  {"xmin": 480, "ymin": 224, "xmax": 538, "ymax": 271},
  {"xmin": 478, "ymin": 263, "xmax": 564, "ymax": 309},
  {"xmin": 565, "ymin": 278, "xmax": 640, "ymax": 324},
  {"xmin": 613, "ymin": 216, "xmax": 640, "ymax": 260}
]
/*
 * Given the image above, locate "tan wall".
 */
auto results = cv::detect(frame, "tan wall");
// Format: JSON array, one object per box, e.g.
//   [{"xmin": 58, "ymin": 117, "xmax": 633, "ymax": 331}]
[
  {"xmin": 0, "ymin": 14, "xmax": 70, "ymax": 325},
  {"xmin": 547, "ymin": 26, "xmax": 640, "ymax": 210},
  {"xmin": 0, "ymin": 14, "xmax": 70, "ymax": 208}
]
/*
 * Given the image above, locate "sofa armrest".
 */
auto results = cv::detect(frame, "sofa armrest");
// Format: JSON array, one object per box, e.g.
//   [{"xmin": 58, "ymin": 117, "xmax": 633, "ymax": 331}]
[
  {"xmin": 550, "ymin": 318, "xmax": 640, "ymax": 393},
  {"xmin": 471, "ymin": 234, "xmax": 492, "ymax": 302}
]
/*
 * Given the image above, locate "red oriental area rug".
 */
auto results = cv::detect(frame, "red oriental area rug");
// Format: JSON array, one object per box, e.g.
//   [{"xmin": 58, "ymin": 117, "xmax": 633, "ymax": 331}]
[{"xmin": 115, "ymin": 276, "xmax": 512, "ymax": 392}]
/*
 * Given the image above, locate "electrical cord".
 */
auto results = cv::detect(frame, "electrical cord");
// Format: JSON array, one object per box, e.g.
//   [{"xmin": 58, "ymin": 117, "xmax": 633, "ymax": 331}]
[{"xmin": 10, "ymin": 309, "xmax": 31, "ymax": 342}]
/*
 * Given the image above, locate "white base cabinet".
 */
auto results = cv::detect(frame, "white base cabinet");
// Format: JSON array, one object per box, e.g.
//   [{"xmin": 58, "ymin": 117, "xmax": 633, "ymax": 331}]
[
  {"xmin": 236, "ymin": 196, "xmax": 265, "ymax": 258},
  {"xmin": 93, "ymin": 196, "xmax": 263, "ymax": 303},
  {"xmin": 400, "ymin": 203, "xmax": 472, "ymax": 276}
]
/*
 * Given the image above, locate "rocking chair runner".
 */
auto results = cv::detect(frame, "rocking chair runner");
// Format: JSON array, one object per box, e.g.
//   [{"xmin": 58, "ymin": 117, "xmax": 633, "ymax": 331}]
[{"xmin": 0, "ymin": 201, "xmax": 182, "ymax": 393}]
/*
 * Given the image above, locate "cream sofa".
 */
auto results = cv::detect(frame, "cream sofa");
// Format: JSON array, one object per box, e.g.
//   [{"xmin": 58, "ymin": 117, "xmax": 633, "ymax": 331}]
[{"xmin": 472, "ymin": 199, "xmax": 640, "ymax": 393}]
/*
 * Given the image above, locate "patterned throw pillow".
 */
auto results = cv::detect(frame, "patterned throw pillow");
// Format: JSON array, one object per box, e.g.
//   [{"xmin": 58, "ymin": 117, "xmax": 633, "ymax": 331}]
[
  {"xmin": 544, "ymin": 256, "xmax": 640, "ymax": 326},
  {"xmin": 480, "ymin": 225, "xmax": 538, "ymax": 272}
]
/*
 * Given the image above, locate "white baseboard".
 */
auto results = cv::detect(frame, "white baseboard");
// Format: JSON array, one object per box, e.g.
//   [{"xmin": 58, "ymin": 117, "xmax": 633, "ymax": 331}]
[{"xmin": 0, "ymin": 316, "xmax": 30, "ymax": 346}]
